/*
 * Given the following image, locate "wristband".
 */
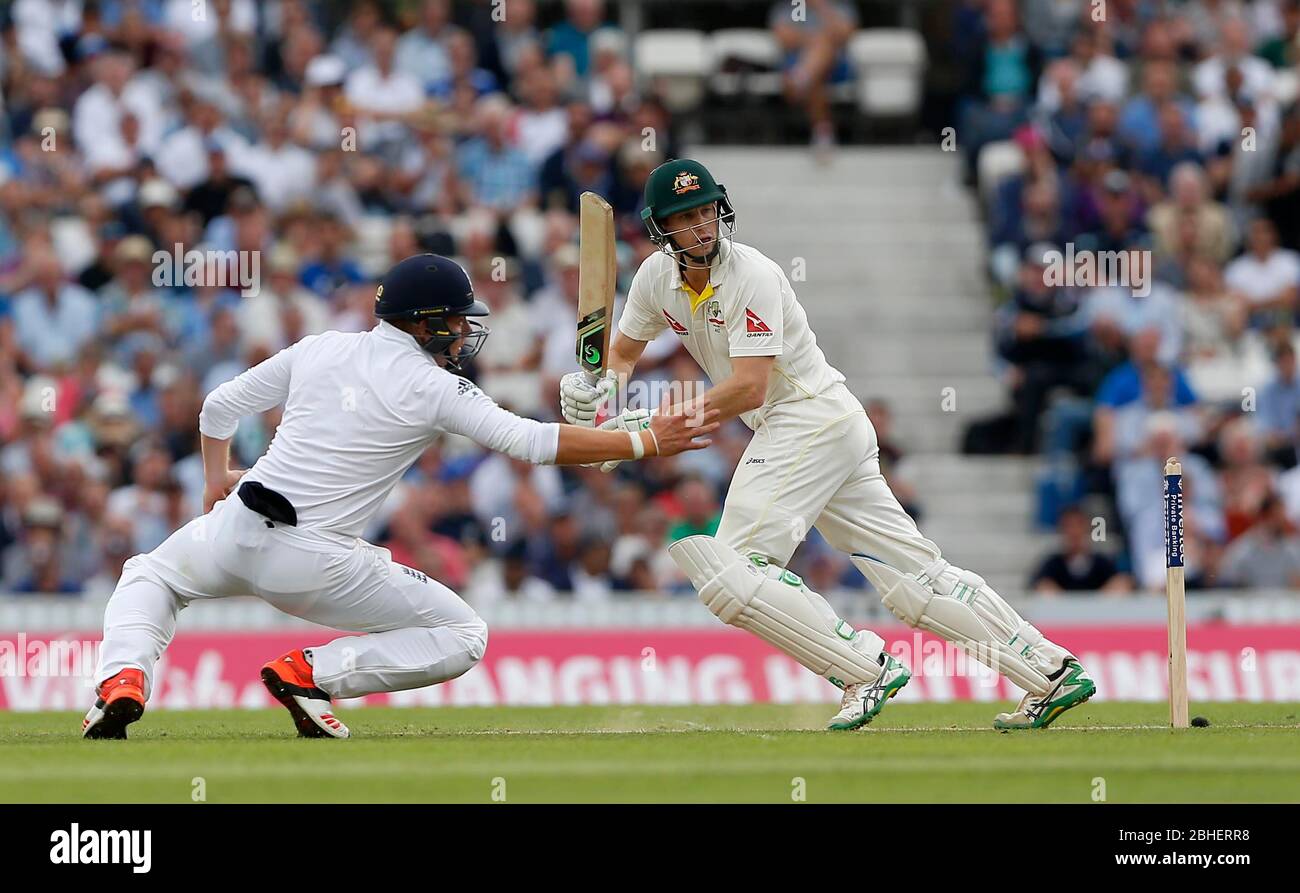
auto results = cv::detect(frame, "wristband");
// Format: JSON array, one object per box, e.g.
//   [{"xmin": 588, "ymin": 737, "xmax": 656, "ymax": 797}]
[
  {"xmin": 645, "ymin": 426, "xmax": 659, "ymax": 456},
  {"xmin": 628, "ymin": 429, "xmax": 645, "ymax": 459}
]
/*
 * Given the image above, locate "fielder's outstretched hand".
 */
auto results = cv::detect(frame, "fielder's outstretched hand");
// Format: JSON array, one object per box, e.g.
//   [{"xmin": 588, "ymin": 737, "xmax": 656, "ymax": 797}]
[{"xmin": 648, "ymin": 394, "xmax": 718, "ymax": 458}]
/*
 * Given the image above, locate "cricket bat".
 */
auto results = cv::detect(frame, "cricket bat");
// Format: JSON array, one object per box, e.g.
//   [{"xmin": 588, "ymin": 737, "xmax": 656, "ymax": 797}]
[{"xmin": 576, "ymin": 191, "xmax": 617, "ymax": 385}]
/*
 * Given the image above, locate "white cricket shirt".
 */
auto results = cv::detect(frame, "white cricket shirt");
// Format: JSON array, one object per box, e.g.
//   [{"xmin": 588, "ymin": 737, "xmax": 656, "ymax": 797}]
[
  {"xmin": 199, "ymin": 321, "xmax": 559, "ymax": 541},
  {"xmin": 617, "ymin": 240, "xmax": 845, "ymax": 429}
]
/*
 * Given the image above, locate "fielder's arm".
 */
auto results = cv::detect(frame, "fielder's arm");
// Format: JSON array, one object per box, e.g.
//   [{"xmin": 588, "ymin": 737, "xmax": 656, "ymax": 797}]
[
  {"xmin": 200, "ymin": 434, "xmax": 247, "ymax": 511},
  {"xmin": 196, "ymin": 339, "xmax": 307, "ymax": 510},
  {"xmin": 609, "ymin": 332, "xmax": 774, "ymax": 425},
  {"xmin": 554, "ymin": 408, "xmax": 718, "ymax": 465}
]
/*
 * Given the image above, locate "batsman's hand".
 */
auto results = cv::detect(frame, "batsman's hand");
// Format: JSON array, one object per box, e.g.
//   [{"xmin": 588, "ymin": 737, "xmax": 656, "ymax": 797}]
[{"xmin": 560, "ymin": 369, "xmax": 617, "ymax": 426}]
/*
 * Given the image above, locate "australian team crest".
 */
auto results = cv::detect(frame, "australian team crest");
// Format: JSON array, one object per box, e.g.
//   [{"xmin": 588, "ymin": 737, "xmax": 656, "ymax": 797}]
[
  {"xmin": 673, "ymin": 171, "xmax": 701, "ymax": 195},
  {"xmin": 706, "ymin": 299, "xmax": 725, "ymax": 329}
]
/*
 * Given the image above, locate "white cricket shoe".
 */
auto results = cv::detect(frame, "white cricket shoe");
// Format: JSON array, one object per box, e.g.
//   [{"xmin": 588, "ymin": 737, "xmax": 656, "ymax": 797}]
[
  {"xmin": 827, "ymin": 653, "xmax": 911, "ymax": 730},
  {"xmin": 993, "ymin": 658, "xmax": 1096, "ymax": 730}
]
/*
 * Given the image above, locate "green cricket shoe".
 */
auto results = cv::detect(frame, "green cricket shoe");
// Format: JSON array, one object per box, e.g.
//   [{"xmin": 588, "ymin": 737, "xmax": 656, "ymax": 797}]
[
  {"xmin": 993, "ymin": 658, "xmax": 1096, "ymax": 730},
  {"xmin": 827, "ymin": 654, "xmax": 912, "ymax": 731}
]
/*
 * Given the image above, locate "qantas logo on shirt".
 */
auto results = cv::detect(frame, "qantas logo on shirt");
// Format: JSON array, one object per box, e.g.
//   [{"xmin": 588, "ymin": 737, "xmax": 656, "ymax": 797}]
[
  {"xmin": 663, "ymin": 310, "xmax": 689, "ymax": 335},
  {"xmin": 745, "ymin": 309, "xmax": 772, "ymax": 335}
]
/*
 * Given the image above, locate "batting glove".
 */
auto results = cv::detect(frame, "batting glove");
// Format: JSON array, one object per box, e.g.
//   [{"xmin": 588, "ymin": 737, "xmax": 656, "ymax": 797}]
[
  {"xmin": 597, "ymin": 407, "xmax": 653, "ymax": 472},
  {"xmin": 559, "ymin": 369, "xmax": 617, "ymax": 427}
]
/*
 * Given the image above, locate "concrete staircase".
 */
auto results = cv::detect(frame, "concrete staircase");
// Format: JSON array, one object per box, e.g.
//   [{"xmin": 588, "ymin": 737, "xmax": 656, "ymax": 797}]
[{"xmin": 692, "ymin": 147, "xmax": 1051, "ymax": 594}]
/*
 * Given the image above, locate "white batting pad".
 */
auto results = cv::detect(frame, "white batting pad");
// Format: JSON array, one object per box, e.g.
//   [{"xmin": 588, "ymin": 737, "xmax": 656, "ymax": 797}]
[
  {"xmin": 851, "ymin": 554, "xmax": 1069, "ymax": 696},
  {"xmin": 669, "ymin": 535, "xmax": 885, "ymax": 687}
]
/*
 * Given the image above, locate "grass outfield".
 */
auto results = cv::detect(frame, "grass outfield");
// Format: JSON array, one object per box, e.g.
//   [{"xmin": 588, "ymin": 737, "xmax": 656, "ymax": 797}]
[{"xmin": 3, "ymin": 702, "xmax": 1298, "ymax": 803}]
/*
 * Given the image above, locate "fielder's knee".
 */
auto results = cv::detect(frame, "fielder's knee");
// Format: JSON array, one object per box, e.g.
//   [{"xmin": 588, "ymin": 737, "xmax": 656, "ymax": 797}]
[{"xmin": 457, "ymin": 614, "xmax": 489, "ymax": 664}]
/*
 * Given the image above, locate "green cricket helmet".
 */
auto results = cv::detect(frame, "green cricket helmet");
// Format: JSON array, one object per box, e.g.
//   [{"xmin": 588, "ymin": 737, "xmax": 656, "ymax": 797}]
[{"xmin": 640, "ymin": 159, "xmax": 736, "ymax": 265}]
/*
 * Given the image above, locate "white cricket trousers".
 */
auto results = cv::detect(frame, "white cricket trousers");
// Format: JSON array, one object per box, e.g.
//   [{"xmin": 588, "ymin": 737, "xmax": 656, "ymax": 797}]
[
  {"xmin": 94, "ymin": 495, "xmax": 488, "ymax": 701},
  {"xmin": 717, "ymin": 382, "xmax": 943, "ymax": 569}
]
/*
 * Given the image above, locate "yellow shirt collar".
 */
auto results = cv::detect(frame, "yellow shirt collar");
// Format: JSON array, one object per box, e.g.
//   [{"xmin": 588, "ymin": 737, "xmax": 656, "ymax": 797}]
[
  {"xmin": 681, "ymin": 280, "xmax": 715, "ymax": 313},
  {"xmin": 672, "ymin": 240, "xmax": 732, "ymax": 312}
]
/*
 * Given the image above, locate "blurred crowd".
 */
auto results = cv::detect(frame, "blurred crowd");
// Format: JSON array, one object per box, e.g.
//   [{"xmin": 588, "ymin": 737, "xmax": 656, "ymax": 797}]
[
  {"xmin": 0, "ymin": 0, "xmax": 746, "ymax": 604},
  {"xmin": 954, "ymin": 0, "xmax": 1300, "ymax": 592}
]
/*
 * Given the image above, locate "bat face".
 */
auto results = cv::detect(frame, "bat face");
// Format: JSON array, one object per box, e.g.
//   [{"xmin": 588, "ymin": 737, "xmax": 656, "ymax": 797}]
[{"xmin": 577, "ymin": 192, "xmax": 616, "ymax": 378}]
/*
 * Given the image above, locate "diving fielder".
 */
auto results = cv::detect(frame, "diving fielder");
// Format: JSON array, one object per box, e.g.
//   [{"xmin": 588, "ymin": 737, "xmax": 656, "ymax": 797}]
[
  {"xmin": 83, "ymin": 254, "xmax": 716, "ymax": 739},
  {"xmin": 560, "ymin": 161, "xmax": 1097, "ymax": 730}
]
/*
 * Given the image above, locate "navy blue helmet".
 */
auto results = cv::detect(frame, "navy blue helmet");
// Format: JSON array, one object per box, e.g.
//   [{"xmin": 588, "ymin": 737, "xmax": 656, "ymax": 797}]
[{"xmin": 374, "ymin": 254, "xmax": 490, "ymax": 370}]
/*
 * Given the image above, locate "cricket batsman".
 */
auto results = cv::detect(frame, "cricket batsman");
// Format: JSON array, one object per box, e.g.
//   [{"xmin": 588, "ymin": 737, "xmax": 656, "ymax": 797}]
[
  {"xmin": 83, "ymin": 254, "xmax": 717, "ymax": 739},
  {"xmin": 559, "ymin": 161, "xmax": 1097, "ymax": 730}
]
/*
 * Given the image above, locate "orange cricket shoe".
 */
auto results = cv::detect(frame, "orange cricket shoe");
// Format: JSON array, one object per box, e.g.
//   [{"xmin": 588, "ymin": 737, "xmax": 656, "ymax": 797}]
[
  {"xmin": 260, "ymin": 649, "xmax": 349, "ymax": 739},
  {"xmin": 82, "ymin": 668, "xmax": 146, "ymax": 739}
]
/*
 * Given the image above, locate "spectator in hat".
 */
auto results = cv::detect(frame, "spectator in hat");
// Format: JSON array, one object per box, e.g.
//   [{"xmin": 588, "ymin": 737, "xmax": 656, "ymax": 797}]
[
  {"xmin": 1075, "ymin": 170, "xmax": 1150, "ymax": 256},
  {"xmin": 0, "ymin": 376, "xmax": 61, "ymax": 481},
  {"xmin": 291, "ymin": 53, "xmax": 348, "ymax": 150},
  {"xmin": 134, "ymin": 176, "xmax": 185, "ymax": 248},
  {"xmin": 101, "ymin": 235, "xmax": 171, "ymax": 347}
]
